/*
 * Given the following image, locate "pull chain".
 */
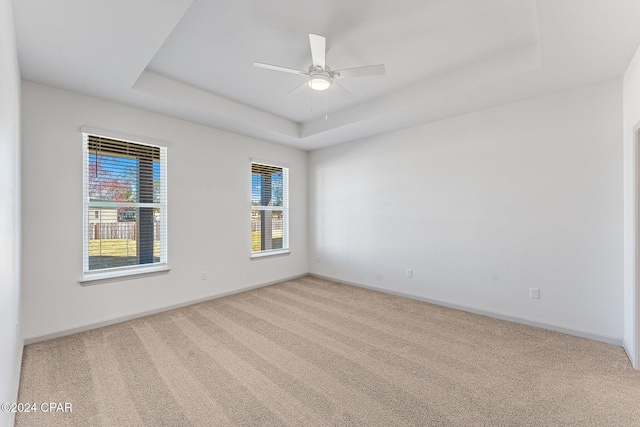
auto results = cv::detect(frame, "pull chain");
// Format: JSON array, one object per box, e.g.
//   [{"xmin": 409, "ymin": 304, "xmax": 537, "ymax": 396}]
[{"xmin": 325, "ymin": 90, "xmax": 328, "ymax": 120}]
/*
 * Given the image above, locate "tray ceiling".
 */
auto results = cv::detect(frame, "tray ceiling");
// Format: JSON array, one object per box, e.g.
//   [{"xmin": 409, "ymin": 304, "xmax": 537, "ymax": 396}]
[{"xmin": 12, "ymin": 0, "xmax": 640, "ymax": 150}]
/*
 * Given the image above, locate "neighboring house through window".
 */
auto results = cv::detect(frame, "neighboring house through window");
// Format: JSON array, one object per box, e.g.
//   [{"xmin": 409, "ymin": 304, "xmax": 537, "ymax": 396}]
[
  {"xmin": 251, "ymin": 160, "xmax": 289, "ymax": 257},
  {"xmin": 82, "ymin": 130, "xmax": 168, "ymax": 278}
]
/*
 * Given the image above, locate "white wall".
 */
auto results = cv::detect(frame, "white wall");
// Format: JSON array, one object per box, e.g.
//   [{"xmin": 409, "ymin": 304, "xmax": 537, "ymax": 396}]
[
  {"xmin": 309, "ymin": 79, "xmax": 624, "ymax": 342},
  {"xmin": 623, "ymin": 44, "xmax": 640, "ymax": 367},
  {"xmin": 0, "ymin": 0, "xmax": 22, "ymax": 425},
  {"xmin": 21, "ymin": 81, "xmax": 308, "ymax": 341}
]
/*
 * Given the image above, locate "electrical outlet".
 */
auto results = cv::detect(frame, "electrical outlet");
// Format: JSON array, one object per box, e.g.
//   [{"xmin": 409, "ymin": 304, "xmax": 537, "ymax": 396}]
[
  {"xmin": 201, "ymin": 271, "xmax": 208, "ymax": 280},
  {"xmin": 407, "ymin": 269, "xmax": 413, "ymax": 278},
  {"xmin": 530, "ymin": 287, "xmax": 540, "ymax": 299}
]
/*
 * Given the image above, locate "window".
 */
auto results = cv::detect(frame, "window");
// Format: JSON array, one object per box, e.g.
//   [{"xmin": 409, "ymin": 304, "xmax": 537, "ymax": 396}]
[
  {"xmin": 83, "ymin": 132, "xmax": 167, "ymax": 277},
  {"xmin": 251, "ymin": 161, "xmax": 289, "ymax": 256}
]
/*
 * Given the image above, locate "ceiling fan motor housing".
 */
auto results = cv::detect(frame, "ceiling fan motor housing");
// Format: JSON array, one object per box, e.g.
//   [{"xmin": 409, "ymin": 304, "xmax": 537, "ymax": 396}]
[{"xmin": 308, "ymin": 65, "xmax": 332, "ymax": 90}]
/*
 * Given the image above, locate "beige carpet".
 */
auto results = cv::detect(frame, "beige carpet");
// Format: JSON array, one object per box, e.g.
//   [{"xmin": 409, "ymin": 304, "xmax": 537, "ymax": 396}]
[{"xmin": 16, "ymin": 276, "xmax": 640, "ymax": 426}]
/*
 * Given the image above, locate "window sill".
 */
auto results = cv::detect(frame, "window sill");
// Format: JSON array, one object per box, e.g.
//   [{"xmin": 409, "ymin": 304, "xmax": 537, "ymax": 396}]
[
  {"xmin": 251, "ymin": 249, "xmax": 290, "ymax": 260},
  {"xmin": 79, "ymin": 264, "xmax": 170, "ymax": 285}
]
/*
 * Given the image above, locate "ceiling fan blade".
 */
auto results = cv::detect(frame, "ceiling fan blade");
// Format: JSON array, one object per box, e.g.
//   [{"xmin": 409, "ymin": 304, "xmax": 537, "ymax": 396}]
[
  {"xmin": 330, "ymin": 79, "xmax": 355, "ymax": 99},
  {"xmin": 285, "ymin": 81, "xmax": 309, "ymax": 97},
  {"xmin": 333, "ymin": 64, "xmax": 386, "ymax": 79},
  {"xmin": 309, "ymin": 34, "xmax": 326, "ymax": 69},
  {"xmin": 253, "ymin": 61, "xmax": 308, "ymax": 76}
]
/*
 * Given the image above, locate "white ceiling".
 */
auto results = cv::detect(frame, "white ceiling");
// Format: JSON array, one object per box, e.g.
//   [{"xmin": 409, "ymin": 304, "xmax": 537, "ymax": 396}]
[{"xmin": 12, "ymin": 0, "xmax": 640, "ymax": 150}]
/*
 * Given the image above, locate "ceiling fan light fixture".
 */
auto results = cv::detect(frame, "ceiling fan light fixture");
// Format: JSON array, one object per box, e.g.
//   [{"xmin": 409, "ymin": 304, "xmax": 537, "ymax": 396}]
[{"xmin": 308, "ymin": 75, "xmax": 331, "ymax": 91}]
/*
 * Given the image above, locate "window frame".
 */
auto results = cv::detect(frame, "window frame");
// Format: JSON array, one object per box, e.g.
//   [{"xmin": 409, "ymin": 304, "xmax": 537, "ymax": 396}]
[
  {"xmin": 80, "ymin": 127, "xmax": 169, "ymax": 283},
  {"xmin": 251, "ymin": 159, "xmax": 290, "ymax": 259}
]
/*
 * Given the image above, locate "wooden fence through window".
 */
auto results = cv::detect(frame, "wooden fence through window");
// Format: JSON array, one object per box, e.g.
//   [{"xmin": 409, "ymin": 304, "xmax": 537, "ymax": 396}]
[{"xmin": 88, "ymin": 222, "xmax": 161, "ymax": 241}]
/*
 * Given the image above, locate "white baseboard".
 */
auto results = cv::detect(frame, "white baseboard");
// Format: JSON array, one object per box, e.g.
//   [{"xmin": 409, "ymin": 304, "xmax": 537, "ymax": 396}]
[
  {"xmin": 10, "ymin": 338, "xmax": 24, "ymax": 427},
  {"xmin": 23, "ymin": 274, "xmax": 308, "ymax": 345},
  {"xmin": 623, "ymin": 339, "xmax": 636, "ymax": 368},
  {"xmin": 23, "ymin": 271, "xmax": 625, "ymax": 351},
  {"xmin": 310, "ymin": 274, "xmax": 624, "ymax": 348}
]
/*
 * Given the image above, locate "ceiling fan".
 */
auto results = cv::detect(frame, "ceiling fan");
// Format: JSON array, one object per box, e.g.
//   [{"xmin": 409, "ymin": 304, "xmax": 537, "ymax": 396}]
[{"xmin": 254, "ymin": 34, "xmax": 385, "ymax": 97}]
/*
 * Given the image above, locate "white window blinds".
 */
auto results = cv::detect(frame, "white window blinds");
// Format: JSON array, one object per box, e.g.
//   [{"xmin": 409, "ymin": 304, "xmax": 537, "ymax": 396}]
[
  {"xmin": 251, "ymin": 161, "xmax": 289, "ymax": 255},
  {"xmin": 83, "ymin": 133, "xmax": 167, "ymax": 274}
]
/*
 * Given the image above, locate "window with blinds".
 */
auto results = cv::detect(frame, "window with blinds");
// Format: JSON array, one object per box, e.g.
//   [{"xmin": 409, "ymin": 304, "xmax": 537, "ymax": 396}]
[
  {"xmin": 83, "ymin": 133, "xmax": 167, "ymax": 274},
  {"xmin": 251, "ymin": 161, "xmax": 289, "ymax": 256}
]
